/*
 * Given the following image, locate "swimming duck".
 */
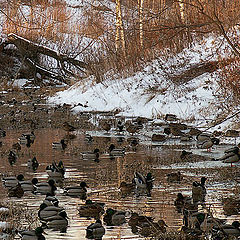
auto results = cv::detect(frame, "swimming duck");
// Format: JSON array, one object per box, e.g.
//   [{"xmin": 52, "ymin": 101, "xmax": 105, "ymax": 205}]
[
  {"xmin": 8, "ymin": 183, "xmax": 24, "ymax": 198},
  {"xmin": 128, "ymin": 212, "xmax": 153, "ymax": 228},
  {"xmin": 103, "ymin": 208, "xmax": 126, "ymax": 226},
  {"xmin": 117, "ymin": 120, "xmax": 124, "ymax": 132},
  {"xmin": 78, "ymin": 200, "xmax": 105, "ymax": 218},
  {"xmin": 18, "ymin": 226, "xmax": 45, "ymax": 240},
  {"xmin": 108, "ymin": 144, "xmax": 125, "ymax": 157},
  {"xmin": 196, "ymin": 132, "xmax": 212, "ymax": 142},
  {"xmin": 38, "ymin": 203, "xmax": 64, "ymax": 221},
  {"xmin": 86, "ymin": 219, "xmax": 105, "ymax": 239},
  {"xmin": 119, "ymin": 181, "xmax": 135, "ymax": 197},
  {"xmin": 8, "ymin": 150, "xmax": 17, "ymax": 165},
  {"xmin": 63, "ymin": 122, "xmax": 76, "ymax": 132},
  {"xmin": 34, "ymin": 179, "xmax": 57, "ymax": 196},
  {"xmin": 167, "ymin": 171, "xmax": 183, "ymax": 183},
  {"xmin": 151, "ymin": 134, "xmax": 166, "ymax": 142},
  {"xmin": 64, "ymin": 181, "xmax": 88, "ymax": 199},
  {"xmin": 27, "ymin": 157, "xmax": 39, "ymax": 171},
  {"xmin": 44, "ymin": 210, "xmax": 68, "ymax": 231},
  {"xmin": 2, "ymin": 174, "xmax": 24, "ymax": 188},
  {"xmin": 81, "ymin": 149, "xmax": 100, "ymax": 162},
  {"xmin": 133, "ymin": 172, "xmax": 154, "ymax": 197},
  {"xmin": 18, "ymin": 131, "xmax": 35, "ymax": 145},
  {"xmin": 52, "ymin": 139, "xmax": 67, "ymax": 150},
  {"xmin": 20, "ymin": 178, "xmax": 38, "ymax": 192},
  {"xmin": 192, "ymin": 177, "xmax": 207, "ymax": 203},
  {"xmin": 85, "ymin": 134, "xmax": 93, "ymax": 143},
  {"xmin": 174, "ymin": 193, "xmax": 197, "ymax": 214}
]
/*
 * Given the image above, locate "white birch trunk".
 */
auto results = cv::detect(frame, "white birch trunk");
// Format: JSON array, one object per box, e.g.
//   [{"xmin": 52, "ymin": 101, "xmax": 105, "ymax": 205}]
[{"xmin": 138, "ymin": 0, "xmax": 144, "ymax": 49}]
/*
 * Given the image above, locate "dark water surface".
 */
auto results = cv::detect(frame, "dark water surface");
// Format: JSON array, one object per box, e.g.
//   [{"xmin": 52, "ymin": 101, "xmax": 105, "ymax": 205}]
[{"xmin": 0, "ymin": 127, "xmax": 239, "ymax": 239}]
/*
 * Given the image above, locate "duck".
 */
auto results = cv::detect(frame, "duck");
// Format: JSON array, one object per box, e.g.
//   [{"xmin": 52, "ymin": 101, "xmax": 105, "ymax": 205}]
[
  {"xmin": 12, "ymin": 142, "xmax": 21, "ymax": 151},
  {"xmin": 196, "ymin": 132, "xmax": 212, "ymax": 142},
  {"xmin": 81, "ymin": 149, "xmax": 100, "ymax": 162},
  {"xmin": 18, "ymin": 131, "xmax": 35, "ymax": 145},
  {"xmin": 78, "ymin": 200, "xmax": 105, "ymax": 218},
  {"xmin": 108, "ymin": 144, "xmax": 125, "ymax": 157},
  {"xmin": 27, "ymin": 157, "xmax": 39, "ymax": 171},
  {"xmin": 38, "ymin": 203, "xmax": 64, "ymax": 221},
  {"xmin": 52, "ymin": 139, "xmax": 67, "ymax": 150},
  {"xmin": 151, "ymin": 134, "xmax": 166, "ymax": 142},
  {"xmin": 167, "ymin": 171, "xmax": 183, "ymax": 183},
  {"xmin": 0, "ymin": 129, "xmax": 6, "ymax": 137},
  {"xmin": 180, "ymin": 150, "xmax": 193, "ymax": 161},
  {"xmin": 8, "ymin": 183, "xmax": 24, "ymax": 198},
  {"xmin": 212, "ymin": 221, "xmax": 240, "ymax": 238},
  {"xmin": 103, "ymin": 208, "xmax": 126, "ymax": 226},
  {"xmin": 128, "ymin": 212, "xmax": 153, "ymax": 228},
  {"xmin": 2, "ymin": 174, "xmax": 24, "ymax": 188},
  {"xmin": 34, "ymin": 179, "xmax": 57, "ymax": 196},
  {"xmin": 64, "ymin": 181, "xmax": 88, "ymax": 199},
  {"xmin": 101, "ymin": 121, "xmax": 111, "ymax": 132},
  {"xmin": 133, "ymin": 172, "xmax": 154, "ymax": 197},
  {"xmin": 86, "ymin": 219, "xmax": 105, "ymax": 239},
  {"xmin": 197, "ymin": 137, "xmax": 220, "ymax": 151},
  {"xmin": 20, "ymin": 178, "xmax": 38, "ymax": 192},
  {"xmin": 126, "ymin": 124, "xmax": 138, "ymax": 135},
  {"xmin": 44, "ymin": 210, "xmax": 68, "ymax": 231},
  {"xmin": 119, "ymin": 181, "xmax": 135, "ymax": 197},
  {"xmin": 165, "ymin": 113, "xmax": 178, "ymax": 122},
  {"xmin": 222, "ymin": 197, "xmax": 240, "ymax": 216},
  {"xmin": 117, "ymin": 120, "xmax": 124, "ymax": 132},
  {"xmin": 8, "ymin": 150, "xmax": 17, "ymax": 165},
  {"xmin": 43, "ymin": 194, "xmax": 59, "ymax": 207},
  {"xmin": 17, "ymin": 226, "xmax": 45, "ymax": 240},
  {"xmin": 46, "ymin": 161, "xmax": 65, "ymax": 178},
  {"xmin": 217, "ymin": 146, "xmax": 240, "ymax": 167},
  {"xmin": 192, "ymin": 177, "xmax": 207, "ymax": 203},
  {"xmin": 174, "ymin": 193, "xmax": 197, "ymax": 214},
  {"xmin": 63, "ymin": 121, "xmax": 76, "ymax": 132},
  {"xmin": 85, "ymin": 134, "xmax": 93, "ymax": 143},
  {"xmin": 139, "ymin": 219, "xmax": 168, "ymax": 237}
]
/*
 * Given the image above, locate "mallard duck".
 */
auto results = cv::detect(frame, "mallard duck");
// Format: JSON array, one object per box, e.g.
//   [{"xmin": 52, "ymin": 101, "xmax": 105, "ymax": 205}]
[
  {"xmin": 86, "ymin": 219, "xmax": 105, "ymax": 239},
  {"xmin": 103, "ymin": 208, "xmax": 126, "ymax": 226},
  {"xmin": 117, "ymin": 120, "xmax": 124, "ymax": 132},
  {"xmin": 192, "ymin": 177, "xmax": 207, "ymax": 203},
  {"xmin": 165, "ymin": 114, "xmax": 178, "ymax": 122},
  {"xmin": 151, "ymin": 134, "xmax": 166, "ymax": 142},
  {"xmin": 64, "ymin": 181, "xmax": 88, "ymax": 199},
  {"xmin": 81, "ymin": 149, "xmax": 100, "ymax": 162},
  {"xmin": 78, "ymin": 200, "xmax": 105, "ymax": 218},
  {"xmin": 12, "ymin": 142, "xmax": 21, "ymax": 151},
  {"xmin": 34, "ymin": 179, "xmax": 57, "ymax": 196},
  {"xmin": 44, "ymin": 211, "xmax": 68, "ymax": 231},
  {"xmin": 139, "ymin": 219, "xmax": 168, "ymax": 237},
  {"xmin": 63, "ymin": 122, "xmax": 76, "ymax": 132},
  {"xmin": 101, "ymin": 121, "xmax": 111, "ymax": 132},
  {"xmin": 167, "ymin": 171, "xmax": 183, "ymax": 183},
  {"xmin": 108, "ymin": 144, "xmax": 125, "ymax": 157},
  {"xmin": 212, "ymin": 221, "xmax": 240, "ymax": 238},
  {"xmin": 174, "ymin": 193, "xmax": 197, "ymax": 213},
  {"xmin": 126, "ymin": 124, "xmax": 138, "ymax": 135},
  {"xmin": 197, "ymin": 137, "xmax": 219, "ymax": 151},
  {"xmin": 128, "ymin": 212, "xmax": 153, "ymax": 228},
  {"xmin": 46, "ymin": 161, "xmax": 65, "ymax": 178},
  {"xmin": 43, "ymin": 194, "xmax": 59, "ymax": 207},
  {"xmin": 20, "ymin": 178, "xmax": 38, "ymax": 192},
  {"xmin": 38, "ymin": 203, "xmax": 64, "ymax": 221},
  {"xmin": 8, "ymin": 183, "xmax": 24, "ymax": 198},
  {"xmin": 18, "ymin": 226, "xmax": 45, "ymax": 240},
  {"xmin": 52, "ymin": 139, "xmax": 67, "ymax": 150},
  {"xmin": 2, "ymin": 174, "xmax": 24, "ymax": 188},
  {"xmin": 119, "ymin": 181, "xmax": 135, "ymax": 197},
  {"xmin": 133, "ymin": 172, "xmax": 154, "ymax": 197},
  {"xmin": 27, "ymin": 157, "xmax": 39, "ymax": 171},
  {"xmin": 8, "ymin": 150, "xmax": 17, "ymax": 165},
  {"xmin": 180, "ymin": 150, "xmax": 193, "ymax": 161},
  {"xmin": 222, "ymin": 197, "xmax": 240, "ymax": 216},
  {"xmin": 217, "ymin": 146, "xmax": 240, "ymax": 167},
  {"xmin": 85, "ymin": 134, "xmax": 93, "ymax": 143},
  {"xmin": 18, "ymin": 131, "xmax": 35, "ymax": 145},
  {"xmin": 196, "ymin": 132, "xmax": 212, "ymax": 142},
  {"xmin": 0, "ymin": 129, "xmax": 6, "ymax": 137}
]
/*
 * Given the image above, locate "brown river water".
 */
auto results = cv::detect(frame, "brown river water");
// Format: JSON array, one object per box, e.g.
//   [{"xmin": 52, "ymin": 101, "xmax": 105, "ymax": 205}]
[{"xmin": 1, "ymin": 123, "xmax": 240, "ymax": 239}]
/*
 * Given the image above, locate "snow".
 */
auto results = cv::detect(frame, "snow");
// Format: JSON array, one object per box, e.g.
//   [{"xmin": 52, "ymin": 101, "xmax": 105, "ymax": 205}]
[{"xmin": 48, "ymin": 34, "xmax": 233, "ymax": 128}]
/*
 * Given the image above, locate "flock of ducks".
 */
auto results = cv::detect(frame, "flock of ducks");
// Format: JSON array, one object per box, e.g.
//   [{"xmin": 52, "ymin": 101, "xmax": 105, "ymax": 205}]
[{"xmin": 1, "ymin": 113, "xmax": 240, "ymax": 240}]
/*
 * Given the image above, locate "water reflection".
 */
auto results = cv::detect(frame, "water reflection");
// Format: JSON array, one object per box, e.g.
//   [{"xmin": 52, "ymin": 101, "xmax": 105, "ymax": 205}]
[{"xmin": 0, "ymin": 128, "xmax": 239, "ymax": 239}]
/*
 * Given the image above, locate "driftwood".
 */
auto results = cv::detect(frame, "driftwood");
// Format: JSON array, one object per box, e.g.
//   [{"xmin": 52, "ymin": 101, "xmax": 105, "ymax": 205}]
[{"xmin": 0, "ymin": 33, "xmax": 88, "ymax": 85}]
